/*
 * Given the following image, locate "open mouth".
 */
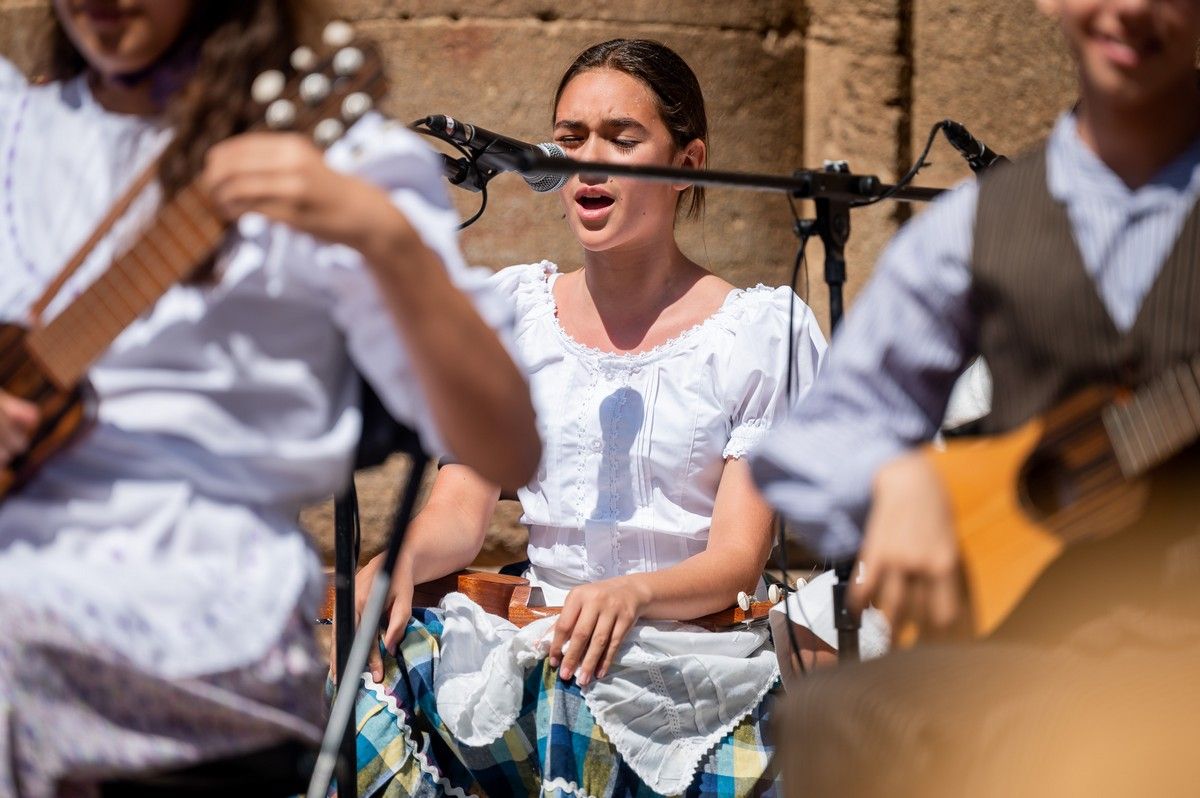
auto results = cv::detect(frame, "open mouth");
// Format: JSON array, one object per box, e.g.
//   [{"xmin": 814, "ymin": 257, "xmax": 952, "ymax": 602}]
[{"xmin": 577, "ymin": 195, "xmax": 615, "ymax": 211}]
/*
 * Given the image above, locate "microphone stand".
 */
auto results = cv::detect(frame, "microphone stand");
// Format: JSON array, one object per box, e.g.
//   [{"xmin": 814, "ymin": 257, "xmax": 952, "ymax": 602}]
[{"xmin": 518, "ymin": 151, "xmax": 945, "ymax": 663}]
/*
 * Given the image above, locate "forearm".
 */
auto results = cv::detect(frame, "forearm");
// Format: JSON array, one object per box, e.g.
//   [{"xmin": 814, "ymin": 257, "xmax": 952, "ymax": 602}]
[
  {"xmin": 355, "ymin": 206, "xmax": 540, "ymax": 492},
  {"xmin": 392, "ymin": 467, "xmax": 501, "ymax": 586},
  {"xmin": 630, "ymin": 546, "xmax": 765, "ymax": 622}
]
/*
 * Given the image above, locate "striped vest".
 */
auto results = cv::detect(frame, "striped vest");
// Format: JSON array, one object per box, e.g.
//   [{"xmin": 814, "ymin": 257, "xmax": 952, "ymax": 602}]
[{"xmin": 970, "ymin": 147, "xmax": 1200, "ymax": 434}]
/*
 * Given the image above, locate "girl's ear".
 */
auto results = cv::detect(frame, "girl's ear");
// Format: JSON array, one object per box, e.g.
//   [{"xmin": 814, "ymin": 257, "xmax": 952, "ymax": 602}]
[{"xmin": 672, "ymin": 138, "xmax": 707, "ymax": 192}]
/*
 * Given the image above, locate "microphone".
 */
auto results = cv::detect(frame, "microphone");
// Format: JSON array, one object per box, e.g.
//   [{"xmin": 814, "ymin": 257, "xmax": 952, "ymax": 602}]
[
  {"xmin": 941, "ymin": 120, "xmax": 1008, "ymax": 174},
  {"xmin": 421, "ymin": 115, "xmax": 568, "ymax": 193}
]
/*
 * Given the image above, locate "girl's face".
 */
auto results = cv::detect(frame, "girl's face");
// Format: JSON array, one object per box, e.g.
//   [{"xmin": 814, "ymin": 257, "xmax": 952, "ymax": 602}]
[
  {"xmin": 54, "ymin": 0, "xmax": 193, "ymax": 79},
  {"xmin": 1038, "ymin": 0, "xmax": 1200, "ymax": 106},
  {"xmin": 553, "ymin": 68, "xmax": 705, "ymax": 255}
]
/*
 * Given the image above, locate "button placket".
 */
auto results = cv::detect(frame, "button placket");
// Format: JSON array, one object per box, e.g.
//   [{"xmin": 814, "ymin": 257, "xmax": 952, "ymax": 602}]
[{"xmin": 583, "ymin": 519, "xmax": 616, "ymax": 579}]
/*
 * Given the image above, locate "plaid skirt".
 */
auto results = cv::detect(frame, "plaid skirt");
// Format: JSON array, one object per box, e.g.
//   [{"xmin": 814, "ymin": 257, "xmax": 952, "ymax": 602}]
[{"xmin": 343, "ymin": 609, "xmax": 782, "ymax": 798}]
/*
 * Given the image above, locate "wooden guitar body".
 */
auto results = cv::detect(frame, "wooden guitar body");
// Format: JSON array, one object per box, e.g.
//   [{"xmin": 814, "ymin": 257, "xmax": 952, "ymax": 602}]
[
  {"xmin": 924, "ymin": 387, "xmax": 1150, "ymax": 637},
  {"xmin": 0, "ymin": 323, "xmax": 91, "ymax": 498}
]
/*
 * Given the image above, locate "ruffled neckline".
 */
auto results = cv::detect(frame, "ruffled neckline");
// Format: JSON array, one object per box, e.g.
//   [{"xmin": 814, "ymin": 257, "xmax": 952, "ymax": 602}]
[{"xmin": 531, "ymin": 261, "xmax": 773, "ymax": 368}]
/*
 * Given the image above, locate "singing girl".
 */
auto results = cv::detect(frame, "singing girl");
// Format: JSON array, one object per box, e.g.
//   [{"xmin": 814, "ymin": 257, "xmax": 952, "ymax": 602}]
[{"xmin": 343, "ymin": 38, "xmax": 826, "ymax": 798}]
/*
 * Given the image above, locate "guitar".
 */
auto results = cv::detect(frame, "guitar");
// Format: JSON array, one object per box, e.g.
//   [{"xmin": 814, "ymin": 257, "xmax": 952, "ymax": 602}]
[
  {"xmin": 0, "ymin": 22, "xmax": 388, "ymax": 500},
  {"xmin": 320, "ymin": 569, "xmax": 785, "ymax": 633},
  {"xmin": 925, "ymin": 360, "xmax": 1200, "ymax": 637}
]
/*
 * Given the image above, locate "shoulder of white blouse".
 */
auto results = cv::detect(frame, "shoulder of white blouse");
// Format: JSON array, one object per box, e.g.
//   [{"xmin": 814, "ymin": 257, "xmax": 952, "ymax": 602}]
[{"xmin": 719, "ymin": 284, "xmax": 816, "ymax": 337}]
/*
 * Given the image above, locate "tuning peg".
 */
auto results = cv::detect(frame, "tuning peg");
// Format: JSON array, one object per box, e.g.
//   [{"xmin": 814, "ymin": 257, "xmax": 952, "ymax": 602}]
[
  {"xmin": 323, "ymin": 20, "xmax": 354, "ymax": 48},
  {"xmin": 736, "ymin": 591, "xmax": 751, "ymax": 612},
  {"xmin": 793, "ymin": 576, "xmax": 808, "ymax": 591},
  {"xmin": 340, "ymin": 92, "xmax": 372, "ymax": 122},
  {"xmin": 768, "ymin": 583, "xmax": 784, "ymax": 605},
  {"xmin": 251, "ymin": 69, "xmax": 285, "ymax": 104},
  {"xmin": 290, "ymin": 45, "xmax": 317, "ymax": 72},
  {"xmin": 299, "ymin": 73, "xmax": 332, "ymax": 105},
  {"xmin": 265, "ymin": 98, "xmax": 297, "ymax": 129},
  {"xmin": 333, "ymin": 46, "xmax": 365, "ymax": 77},
  {"xmin": 313, "ymin": 118, "xmax": 345, "ymax": 148}
]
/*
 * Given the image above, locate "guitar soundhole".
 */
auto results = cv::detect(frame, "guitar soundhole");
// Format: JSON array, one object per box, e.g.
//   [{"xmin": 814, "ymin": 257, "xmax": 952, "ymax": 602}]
[{"xmin": 1021, "ymin": 450, "xmax": 1076, "ymax": 521}]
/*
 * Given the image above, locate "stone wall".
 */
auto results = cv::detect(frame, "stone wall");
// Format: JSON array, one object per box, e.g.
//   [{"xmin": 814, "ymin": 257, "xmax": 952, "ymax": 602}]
[{"xmin": 0, "ymin": 1, "xmax": 1078, "ymax": 564}]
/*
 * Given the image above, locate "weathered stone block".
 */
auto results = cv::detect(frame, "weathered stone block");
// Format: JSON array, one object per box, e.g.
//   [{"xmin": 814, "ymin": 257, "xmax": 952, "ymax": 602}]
[{"xmin": 912, "ymin": 1, "xmax": 1075, "ymax": 189}]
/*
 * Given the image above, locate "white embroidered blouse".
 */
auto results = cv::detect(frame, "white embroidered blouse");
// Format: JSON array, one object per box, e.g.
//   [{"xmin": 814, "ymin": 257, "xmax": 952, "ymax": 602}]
[
  {"xmin": 492, "ymin": 261, "xmax": 828, "ymax": 595},
  {"xmin": 433, "ymin": 261, "xmax": 826, "ymax": 793}
]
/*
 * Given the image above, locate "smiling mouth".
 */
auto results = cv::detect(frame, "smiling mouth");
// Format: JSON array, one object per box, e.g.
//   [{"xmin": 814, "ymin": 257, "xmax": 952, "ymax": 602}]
[{"xmin": 1096, "ymin": 31, "xmax": 1161, "ymax": 63}]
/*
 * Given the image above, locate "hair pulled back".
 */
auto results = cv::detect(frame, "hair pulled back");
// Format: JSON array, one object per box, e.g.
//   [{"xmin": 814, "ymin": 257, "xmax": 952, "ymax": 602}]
[{"xmin": 555, "ymin": 39, "xmax": 708, "ymax": 220}]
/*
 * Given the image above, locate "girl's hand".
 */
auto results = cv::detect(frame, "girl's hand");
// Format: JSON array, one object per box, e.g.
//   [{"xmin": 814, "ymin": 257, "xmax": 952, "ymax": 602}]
[
  {"xmin": 549, "ymin": 575, "xmax": 651, "ymax": 687},
  {"xmin": 201, "ymin": 132, "xmax": 413, "ymax": 261},
  {"xmin": 0, "ymin": 392, "xmax": 38, "ymax": 467},
  {"xmin": 329, "ymin": 552, "xmax": 416, "ymax": 684}
]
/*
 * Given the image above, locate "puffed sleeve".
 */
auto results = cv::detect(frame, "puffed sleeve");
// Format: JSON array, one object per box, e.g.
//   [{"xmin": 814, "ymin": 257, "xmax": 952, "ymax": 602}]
[
  {"xmin": 721, "ymin": 286, "xmax": 827, "ymax": 459},
  {"xmin": 303, "ymin": 112, "xmax": 517, "ymax": 457}
]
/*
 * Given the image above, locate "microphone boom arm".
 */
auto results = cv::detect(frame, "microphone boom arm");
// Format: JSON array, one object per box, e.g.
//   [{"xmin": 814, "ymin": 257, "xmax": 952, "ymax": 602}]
[{"xmin": 513, "ymin": 151, "xmax": 945, "ymax": 203}]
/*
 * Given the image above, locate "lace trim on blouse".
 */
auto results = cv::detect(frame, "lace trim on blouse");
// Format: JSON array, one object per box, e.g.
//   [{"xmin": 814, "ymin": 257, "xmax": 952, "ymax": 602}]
[{"xmin": 531, "ymin": 261, "xmax": 776, "ymax": 367}]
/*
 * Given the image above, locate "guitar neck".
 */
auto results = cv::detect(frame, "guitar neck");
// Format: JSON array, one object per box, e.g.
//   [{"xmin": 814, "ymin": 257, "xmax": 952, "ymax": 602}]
[
  {"xmin": 1102, "ymin": 357, "xmax": 1200, "ymax": 478},
  {"xmin": 24, "ymin": 182, "xmax": 226, "ymax": 389}
]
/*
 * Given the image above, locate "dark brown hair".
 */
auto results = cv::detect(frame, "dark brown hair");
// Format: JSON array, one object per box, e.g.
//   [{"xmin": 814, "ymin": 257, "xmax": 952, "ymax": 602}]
[
  {"xmin": 36, "ymin": 1, "xmax": 327, "ymax": 198},
  {"xmin": 554, "ymin": 39, "xmax": 708, "ymax": 221}
]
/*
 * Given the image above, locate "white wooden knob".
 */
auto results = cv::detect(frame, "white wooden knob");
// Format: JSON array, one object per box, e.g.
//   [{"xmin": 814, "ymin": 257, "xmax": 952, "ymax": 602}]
[
  {"xmin": 299, "ymin": 73, "xmax": 332, "ymax": 105},
  {"xmin": 768, "ymin": 584, "xmax": 784, "ymax": 604},
  {"xmin": 290, "ymin": 45, "xmax": 317, "ymax": 72},
  {"xmin": 313, "ymin": 118, "xmax": 345, "ymax": 148},
  {"xmin": 793, "ymin": 576, "xmax": 808, "ymax": 591},
  {"xmin": 265, "ymin": 99, "xmax": 296, "ymax": 129},
  {"xmin": 341, "ymin": 92, "xmax": 372, "ymax": 122},
  {"xmin": 333, "ymin": 46, "xmax": 365, "ymax": 77},
  {"xmin": 736, "ymin": 591, "xmax": 751, "ymax": 612},
  {"xmin": 250, "ymin": 69, "xmax": 285, "ymax": 104},
  {"xmin": 323, "ymin": 20, "xmax": 355, "ymax": 48}
]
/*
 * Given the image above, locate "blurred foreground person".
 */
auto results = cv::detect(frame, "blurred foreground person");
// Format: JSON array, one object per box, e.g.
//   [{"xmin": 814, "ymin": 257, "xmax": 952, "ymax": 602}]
[
  {"xmin": 0, "ymin": 1, "xmax": 537, "ymax": 794},
  {"xmin": 753, "ymin": 0, "xmax": 1200, "ymax": 795}
]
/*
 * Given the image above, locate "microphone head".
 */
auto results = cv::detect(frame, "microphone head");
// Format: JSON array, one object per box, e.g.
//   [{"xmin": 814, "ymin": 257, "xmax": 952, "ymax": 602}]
[{"xmin": 524, "ymin": 142, "xmax": 569, "ymax": 193}]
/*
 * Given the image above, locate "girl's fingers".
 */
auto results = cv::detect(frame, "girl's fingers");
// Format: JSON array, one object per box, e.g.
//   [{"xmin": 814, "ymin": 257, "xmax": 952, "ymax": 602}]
[
  {"xmin": 548, "ymin": 601, "xmax": 580, "ymax": 667},
  {"xmin": 383, "ymin": 597, "xmax": 412, "ymax": 651},
  {"xmin": 558, "ymin": 606, "xmax": 598, "ymax": 681},
  {"xmin": 597, "ymin": 616, "xmax": 633, "ymax": 681},
  {"xmin": 574, "ymin": 614, "xmax": 616, "ymax": 687}
]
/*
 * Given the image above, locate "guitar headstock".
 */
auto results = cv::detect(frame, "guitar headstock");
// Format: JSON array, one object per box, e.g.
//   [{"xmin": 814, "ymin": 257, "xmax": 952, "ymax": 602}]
[{"xmin": 248, "ymin": 21, "xmax": 388, "ymax": 148}]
